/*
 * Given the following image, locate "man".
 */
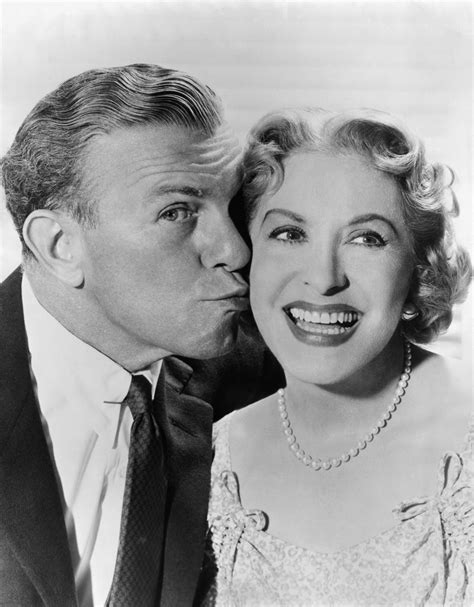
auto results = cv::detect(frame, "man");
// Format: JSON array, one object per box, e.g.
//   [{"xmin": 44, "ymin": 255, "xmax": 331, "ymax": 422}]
[{"xmin": 0, "ymin": 64, "xmax": 282, "ymax": 606}]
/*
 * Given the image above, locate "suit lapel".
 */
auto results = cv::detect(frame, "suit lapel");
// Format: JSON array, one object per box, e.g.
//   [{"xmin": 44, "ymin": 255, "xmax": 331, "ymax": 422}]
[
  {"xmin": 159, "ymin": 359, "xmax": 214, "ymax": 607},
  {"xmin": 0, "ymin": 269, "xmax": 77, "ymax": 606}
]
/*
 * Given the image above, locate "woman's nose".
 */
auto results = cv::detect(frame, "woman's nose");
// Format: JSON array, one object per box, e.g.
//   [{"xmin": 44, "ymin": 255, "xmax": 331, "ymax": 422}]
[{"xmin": 301, "ymin": 246, "xmax": 349, "ymax": 296}]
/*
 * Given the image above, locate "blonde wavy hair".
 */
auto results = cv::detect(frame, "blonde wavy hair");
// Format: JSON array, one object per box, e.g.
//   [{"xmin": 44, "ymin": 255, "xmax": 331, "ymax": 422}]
[{"xmin": 242, "ymin": 108, "xmax": 472, "ymax": 344}]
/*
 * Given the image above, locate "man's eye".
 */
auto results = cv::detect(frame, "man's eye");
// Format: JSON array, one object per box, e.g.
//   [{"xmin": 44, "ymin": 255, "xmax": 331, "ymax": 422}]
[
  {"xmin": 269, "ymin": 226, "xmax": 306, "ymax": 244},
  {"xmin": 159, "ymin": 206, "xmax": 195, "ymax": 222},
  {"xmin": 350, "ymin": 231, "xmax": 387, "ymax": 247}
]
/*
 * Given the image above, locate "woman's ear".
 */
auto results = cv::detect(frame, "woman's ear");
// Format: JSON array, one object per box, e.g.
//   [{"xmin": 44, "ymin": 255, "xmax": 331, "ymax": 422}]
[{"xmin": 22, "ymin": 210, "xmax": 85, "ymax": 287}]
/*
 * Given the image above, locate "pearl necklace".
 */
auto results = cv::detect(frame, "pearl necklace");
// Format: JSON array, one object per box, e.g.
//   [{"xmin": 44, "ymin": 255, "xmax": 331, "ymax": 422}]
[{"xmin": 277, "ymin": 340, "xmax": 412, "ymax": 471}]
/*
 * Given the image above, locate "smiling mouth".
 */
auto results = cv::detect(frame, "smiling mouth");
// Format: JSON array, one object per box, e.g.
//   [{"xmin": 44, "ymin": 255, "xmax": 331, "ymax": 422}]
[{"xmin": 285, "ymin": 306, "xmax": 361, "ymax": 335}]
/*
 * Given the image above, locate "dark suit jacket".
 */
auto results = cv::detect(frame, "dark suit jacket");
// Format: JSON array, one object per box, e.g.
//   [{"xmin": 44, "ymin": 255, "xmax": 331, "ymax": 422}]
[{"xmin": 0, "ymin": 268, "xmax": 282, "ymax": 606}]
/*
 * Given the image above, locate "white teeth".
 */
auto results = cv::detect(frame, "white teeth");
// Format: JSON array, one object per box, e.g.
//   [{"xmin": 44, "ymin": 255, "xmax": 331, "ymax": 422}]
[
  {"xmin": 290, "ymin": 308, "xmax": 301, "ymax": 320},
  {"xmin": 288, "ymin": 307, "xmax": 359, "ymax": 326},
  {"xmin": 294, "ymin": 322, "xmax": 348, "ymax": 335}
]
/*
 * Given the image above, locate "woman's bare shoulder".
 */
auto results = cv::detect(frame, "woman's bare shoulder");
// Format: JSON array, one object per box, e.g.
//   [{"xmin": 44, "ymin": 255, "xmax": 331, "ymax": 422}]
[
  {"xmin": 411, "ymin": 345, "xmax": 472, "ymax": 448},
  {"xmin": 231, "ymin": 393, "xmax": 280, "ymax": 442},
  {"xmin": 413, "ymin": 345, "xmax": 471, "ymax": 397},
  {"xmin": 228, "ymin": 392, "xmax": 284, "ymax": 478}
]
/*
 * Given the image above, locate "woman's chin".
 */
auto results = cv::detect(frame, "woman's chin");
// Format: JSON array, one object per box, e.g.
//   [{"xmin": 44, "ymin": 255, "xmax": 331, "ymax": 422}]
[
  {"xmin": 261, "ymin": 319, "xmax": 403, "ymax": 389},
  {"xmin": 273, "ymin": 351, "xmax": 354, "ymax": 387}
]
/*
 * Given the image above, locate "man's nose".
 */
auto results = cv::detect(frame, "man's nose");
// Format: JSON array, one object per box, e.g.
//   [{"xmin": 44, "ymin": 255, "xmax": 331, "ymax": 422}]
[
  {"xmin": 200, "ymin": 211, "xmax": 250, "ymax": 271},
  {"xmin": 300, "ymin": 245, "xmax": 349, "ymax": 296}
]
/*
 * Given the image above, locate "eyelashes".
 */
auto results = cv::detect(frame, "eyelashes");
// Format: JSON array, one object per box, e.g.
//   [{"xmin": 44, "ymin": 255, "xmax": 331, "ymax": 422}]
[
  {"xmin": 268, "ymin": 226, "xmax": 307, "ymax": 244},
  {"xmin": 267, "ymin": 226, "xmax": 388, "ymax": 248},
  {"xmin": 350, "ymin": 231, "xmax": 388, "ymax": 247},
  {"xmin": 158, "ymin": 203, "xmax": 198, "ymax": 223}
]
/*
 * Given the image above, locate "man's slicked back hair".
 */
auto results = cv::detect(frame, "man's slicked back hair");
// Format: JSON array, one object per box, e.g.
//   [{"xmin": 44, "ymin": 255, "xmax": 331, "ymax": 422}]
[{"xmin": 1, "ymin": 63, "xmax": 224, "ymax": 256}]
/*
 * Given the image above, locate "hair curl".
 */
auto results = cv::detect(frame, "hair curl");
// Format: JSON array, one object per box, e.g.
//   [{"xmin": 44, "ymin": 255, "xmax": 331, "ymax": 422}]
[
  {"xmin": 1, "ymin": 63, "xmax": 224, "ymax": 258},
  {"xmin": 242, "ymin": 108, "xmax": 472, "ymax": 344}
]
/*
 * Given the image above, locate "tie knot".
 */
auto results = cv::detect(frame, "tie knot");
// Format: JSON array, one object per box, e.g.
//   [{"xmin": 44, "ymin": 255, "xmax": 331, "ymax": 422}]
[{"xmin": 125, "ymin": 375, "xmax": 152, "ymax": 420}]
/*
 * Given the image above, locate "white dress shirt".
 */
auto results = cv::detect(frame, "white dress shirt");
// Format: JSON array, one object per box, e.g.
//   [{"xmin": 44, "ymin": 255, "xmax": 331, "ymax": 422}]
[{"xmin": 22, "ymin": 276, "xmax": 162, "ymax": 607}]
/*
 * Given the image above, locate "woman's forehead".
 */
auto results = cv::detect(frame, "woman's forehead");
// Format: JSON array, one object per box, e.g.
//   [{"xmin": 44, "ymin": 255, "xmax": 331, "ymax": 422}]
[{"xmin": 264, "ymin": 151, "xmax": 404, "ymax": 217}]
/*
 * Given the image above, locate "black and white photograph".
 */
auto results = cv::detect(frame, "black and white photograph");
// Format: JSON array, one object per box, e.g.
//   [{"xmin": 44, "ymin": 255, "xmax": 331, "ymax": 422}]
[{"xmin": 1, "ymin": 1, "xmax": 472, "ymax": 605}]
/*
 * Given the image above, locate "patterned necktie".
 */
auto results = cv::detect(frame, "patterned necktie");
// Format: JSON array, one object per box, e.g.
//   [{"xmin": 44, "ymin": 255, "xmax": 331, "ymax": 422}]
[{"xmin": 107, "ymin": 374, "xmax": 166, "ymax": 606}]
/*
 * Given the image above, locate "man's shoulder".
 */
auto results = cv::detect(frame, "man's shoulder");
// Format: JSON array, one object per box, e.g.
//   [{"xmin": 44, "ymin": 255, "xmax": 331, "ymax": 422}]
[
  {"xmin": 0, "ymin": 266, "xmax": 23, "ymax": 315},
  {"xmin": 0, "ymin": 267, "xmax": 26, "ymax": 349},
  {"xmin": 0, "ymin": 266, "xmax": 25, "ymax": 343},
  {"xmin": 0, "ymin": 267, "xmax": 32, "ymax": 431},
  {"xmin": 0, "ymin": 266, "xmax": 23, "ymax": 287}
]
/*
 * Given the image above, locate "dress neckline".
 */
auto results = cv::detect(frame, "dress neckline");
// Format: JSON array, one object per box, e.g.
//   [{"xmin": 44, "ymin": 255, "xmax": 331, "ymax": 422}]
[{"xmin": 212, "ymin": 409, "xmax": 473, "ymax": 558}]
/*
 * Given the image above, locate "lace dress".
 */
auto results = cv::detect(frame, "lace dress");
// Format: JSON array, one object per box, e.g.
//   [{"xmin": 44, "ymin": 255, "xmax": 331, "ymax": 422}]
[{"xmin": 202, "ymin": 413, "xmax": 474, "ymax": 606}]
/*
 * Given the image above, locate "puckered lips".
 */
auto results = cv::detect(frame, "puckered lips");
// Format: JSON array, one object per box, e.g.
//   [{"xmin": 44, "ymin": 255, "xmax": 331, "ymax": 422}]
[
  {"xmin": 283, "ymin": 301, "xmax": 362, "ymax": 346},
  {"xmin": 204, "ymin": 284, "xmax": 250, "ymax": 311}
]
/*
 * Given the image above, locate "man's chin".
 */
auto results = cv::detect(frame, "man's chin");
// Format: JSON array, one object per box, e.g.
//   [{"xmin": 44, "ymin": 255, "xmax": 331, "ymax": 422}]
[{"xmin": 186, "ymin": 316, "xmax": 241, "ymax": 360}]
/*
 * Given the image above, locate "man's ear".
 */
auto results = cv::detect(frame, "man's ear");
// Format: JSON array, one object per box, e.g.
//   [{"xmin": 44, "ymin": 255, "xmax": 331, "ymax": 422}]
[{"xmin": 22, "ymin": 210, "xmax": 85, "ymax": 287}]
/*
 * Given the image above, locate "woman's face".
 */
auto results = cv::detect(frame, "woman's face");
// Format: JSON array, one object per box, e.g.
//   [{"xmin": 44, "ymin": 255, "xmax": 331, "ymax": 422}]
[{"xmin": 249, "ymin": 151, "xmax": 415, "ymax": 386}]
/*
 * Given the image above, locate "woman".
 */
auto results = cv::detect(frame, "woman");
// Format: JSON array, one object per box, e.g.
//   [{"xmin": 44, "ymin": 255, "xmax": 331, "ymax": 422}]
[{"xmin": 202, "ymin": 108, "xmax": 472, "ymax": 605}]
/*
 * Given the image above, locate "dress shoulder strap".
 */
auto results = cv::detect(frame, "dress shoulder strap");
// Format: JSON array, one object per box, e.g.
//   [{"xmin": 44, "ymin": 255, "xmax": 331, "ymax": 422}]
[
  {"xmin": 212, "ymin": 413, "xmax": 234, "ymax": 475},
  {"xmin": 463, "ymin": 414, "xmax": 474, "ymax": 457}
]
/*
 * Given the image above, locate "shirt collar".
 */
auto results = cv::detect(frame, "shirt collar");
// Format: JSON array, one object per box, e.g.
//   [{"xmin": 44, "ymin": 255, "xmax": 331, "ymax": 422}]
[
  {"xmin": 133, "ymin": 361, "xmax": 162, "ymax": 399},
  {"xmin": 22, "ymin": 274, "xmax": 162, "ymax": 431}
]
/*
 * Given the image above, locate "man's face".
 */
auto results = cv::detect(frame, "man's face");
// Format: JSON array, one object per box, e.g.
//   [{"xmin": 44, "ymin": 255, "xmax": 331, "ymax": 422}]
[{"xmin": 76, "ymin": 124, "xmax": 250, "ymax": 368}]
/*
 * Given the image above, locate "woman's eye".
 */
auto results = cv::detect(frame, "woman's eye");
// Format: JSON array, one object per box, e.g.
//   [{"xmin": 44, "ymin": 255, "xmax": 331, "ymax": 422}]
[
  {"xmin": 269, "ymin": 226, "xmax": 306, "ymax": 244},
  {"xmin": 350, "ymin": 232, "xmax": 387, "ymax": 247},
  {"xmin": 159, "ymin": 206, "xmax": 195, "ymax": 222}
]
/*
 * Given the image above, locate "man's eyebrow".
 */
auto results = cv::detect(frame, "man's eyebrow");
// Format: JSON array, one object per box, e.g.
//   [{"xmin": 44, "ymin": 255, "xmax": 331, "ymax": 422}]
[
  {"xmin": 152, "ymin": 185, "xmax": 204, "ymax": 198},
  {"xmin": 348, "ymin": 213, "xmax": 398, "ymax": 234},
  {"xmin": 262, "ymin": 208, "xmax": 306, "ymax": 223}
]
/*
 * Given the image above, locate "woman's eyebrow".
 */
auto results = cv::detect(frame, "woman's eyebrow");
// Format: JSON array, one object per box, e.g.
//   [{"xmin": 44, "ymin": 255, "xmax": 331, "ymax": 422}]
[
  {"xmin": 348, "ymin": 213, "xmax": 399, "ymax": 234},
  {"xmin": 262, "ymin": 208, "xmax": 306, "ymax": 223}
]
